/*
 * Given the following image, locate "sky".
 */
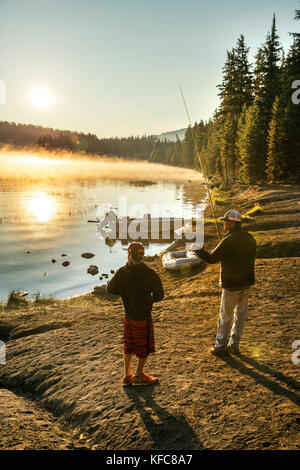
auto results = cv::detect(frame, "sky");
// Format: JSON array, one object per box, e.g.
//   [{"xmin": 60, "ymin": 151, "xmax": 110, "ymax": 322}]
[{"xmin": 0, "ymin": 0, "xmax": 298, "ymax": 138}]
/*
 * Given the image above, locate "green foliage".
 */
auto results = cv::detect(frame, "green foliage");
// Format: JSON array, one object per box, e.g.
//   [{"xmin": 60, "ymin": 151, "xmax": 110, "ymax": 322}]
[
  {"xmin": 253, "ymin": 14, "xmax": 282, "ymax": 179},
  {"xmin": 182, "ymin": 126, "xmax": 195, "ymax": 168},
  {"xmin": 218, "ymin": 35, "xmax": 253, "ymax": 117},
  {"xmin": 238, "ymin": 101, "xmax": 264, "ymax": 184},
  {"xmin": 267, "ymin": 20, "xmax": 300, "ymax": 183},
  {"xmin": 266, "ymin": 97, "xmax": 286, "ymax": 182}
]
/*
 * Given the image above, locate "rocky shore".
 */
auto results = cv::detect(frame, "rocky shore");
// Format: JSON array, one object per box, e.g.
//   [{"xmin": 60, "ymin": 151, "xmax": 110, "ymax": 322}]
[{"xmin": 0, "ymin": 183, "xmax": 299, "ymax": 450}]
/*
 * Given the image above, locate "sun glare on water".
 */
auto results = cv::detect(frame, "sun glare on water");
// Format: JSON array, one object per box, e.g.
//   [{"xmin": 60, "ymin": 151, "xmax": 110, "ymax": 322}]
[
  {"xmin": 26, "ymin": 193, "xmax": 56, "ymax": 222},
  {"xmin": 29, "ymin": 87, "xmax": 53, "ymax": 109}
]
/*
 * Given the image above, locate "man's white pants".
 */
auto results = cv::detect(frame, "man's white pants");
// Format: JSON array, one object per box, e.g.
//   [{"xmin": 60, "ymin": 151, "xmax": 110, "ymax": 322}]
[{"xmin": 215, "ymin": 288, "xmax": 250, "ymax": 348}]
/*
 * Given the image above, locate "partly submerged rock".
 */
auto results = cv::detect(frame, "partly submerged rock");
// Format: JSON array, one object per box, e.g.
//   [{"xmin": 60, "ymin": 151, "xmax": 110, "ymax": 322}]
[
  {"xmin": 51, "ymin": 259, "xmax": 57, "ymax": 263},
  {"xmin": 110, "ymin": 269, "xmax": 115, "ymax": 274},
  {"xmin": 61, "ymin": 254, "xmax": 67, "ymax": 257},
  {"xmin": 87, "ymin": 265, "xmax": 98, "ymax": 275},
  {"xmin": 62, "ymin": 261, "xmax": 70, "ymax": 267},
  {"xmin": 81, "ymin": 252, "xmax": 95, "ymax": 259}
]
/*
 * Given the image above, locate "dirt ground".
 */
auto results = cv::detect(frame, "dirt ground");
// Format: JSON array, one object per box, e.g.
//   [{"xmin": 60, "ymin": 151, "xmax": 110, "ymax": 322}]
[{"xmin": 0, "ymin": 183, "xmax": 299, "ymax": 450}]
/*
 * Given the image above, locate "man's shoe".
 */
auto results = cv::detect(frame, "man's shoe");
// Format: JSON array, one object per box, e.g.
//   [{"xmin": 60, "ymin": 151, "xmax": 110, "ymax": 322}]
[
  {"xmin": 228, "ymin": 344, "xmax": 240, "ymax": 355},
  {"xmin": 210, "ymin": 346, "xmax": 229, "ymax": 357}
]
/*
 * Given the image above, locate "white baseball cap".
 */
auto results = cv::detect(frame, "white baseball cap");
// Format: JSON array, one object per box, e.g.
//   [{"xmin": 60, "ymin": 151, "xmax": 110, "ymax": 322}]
[{"xmin": 219, "ymin": 210, "xmax": 242, "ymax": 222}]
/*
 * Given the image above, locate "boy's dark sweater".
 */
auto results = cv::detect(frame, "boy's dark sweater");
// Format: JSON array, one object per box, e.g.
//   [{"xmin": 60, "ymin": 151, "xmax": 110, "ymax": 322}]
[{"xmin": 106, "ymin": 262, "xmax": 164, "ymax": 321}]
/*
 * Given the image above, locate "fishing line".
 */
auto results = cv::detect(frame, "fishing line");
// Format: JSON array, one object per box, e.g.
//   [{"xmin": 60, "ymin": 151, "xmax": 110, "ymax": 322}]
[
  {"xmin": 179, "ymin": 85, "xmax": 221, "ymax": 241},
  {"xmin": 148, "ymin": 84, "xmax": 177, "ymax": 161}
]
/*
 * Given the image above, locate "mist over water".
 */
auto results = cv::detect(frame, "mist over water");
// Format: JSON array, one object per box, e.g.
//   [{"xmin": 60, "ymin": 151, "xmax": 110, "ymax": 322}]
[
  {"xmin": 0, "ymin": 148, "xmax": 205, "ymax": 302},
  {"xmin": 0, "ymin": 146, "xmax": 202, "ymax": 184}
]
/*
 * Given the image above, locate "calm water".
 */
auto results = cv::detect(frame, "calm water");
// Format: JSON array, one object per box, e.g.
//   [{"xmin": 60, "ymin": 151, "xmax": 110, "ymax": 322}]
[{"xmin": 0, "ymin": 178, "xmax": 205, "ymax": 302}]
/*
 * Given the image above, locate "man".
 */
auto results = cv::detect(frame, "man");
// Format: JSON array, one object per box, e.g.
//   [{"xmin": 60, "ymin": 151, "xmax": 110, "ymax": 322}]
[
  {"xmin": 193, "ymin": 210, "xmax": 256, "ymax": 356},
  {"xmin": 106, "ymin": 241, "xmax": 164, "ymax": 385}
]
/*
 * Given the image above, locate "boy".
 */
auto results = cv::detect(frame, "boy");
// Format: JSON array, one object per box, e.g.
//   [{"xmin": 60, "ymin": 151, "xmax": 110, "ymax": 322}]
[{"xmin": 106, "ymin": 241, "xmax": 164, "ymax": 385}]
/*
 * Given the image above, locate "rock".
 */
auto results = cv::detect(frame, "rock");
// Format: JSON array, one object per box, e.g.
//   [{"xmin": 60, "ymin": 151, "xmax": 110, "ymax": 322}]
[
  {"xmin": 93, "ymin": 285, "xmax": 115, "ymax": 300},
  {"xmin": 61, "ymin": 254, "xmax": 67, "ymax": 257},
  {"xmin": 99, "ymin": 277, "xmax": 103, "ymax": 280},
  {"xmin": 87, "ymin": 265, "xmax": 98, "ymax": 275},
  {"xmin": 26, "ymin": 251, "xmax": 31, "ymax": 254},
  {"xmin": 93, "ymin": 285, "xmax": 106, "ymax": 293},
  {"xmin": 110, "ymin": 269, "xmax": 115, "ymax": 274},
  {"xmin": 51, "ymin": 259, "xmax": 57, "ymax": 263},
  {"xmin": 81, "ymin": 252, "xmax": 95, "ymax": 259},
  {"xmin": 62, "ymin": 261, "xmax": 70, "ymax": 267}
]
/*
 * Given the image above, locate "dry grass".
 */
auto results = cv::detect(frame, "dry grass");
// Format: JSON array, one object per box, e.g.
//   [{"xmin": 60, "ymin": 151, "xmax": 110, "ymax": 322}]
[{"xmin": 244, "ymin": 205, "xmax": 263, "ymax": 217}]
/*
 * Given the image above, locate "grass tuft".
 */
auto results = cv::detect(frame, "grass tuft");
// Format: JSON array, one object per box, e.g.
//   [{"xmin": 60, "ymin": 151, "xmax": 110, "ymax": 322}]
[
  {"xmin": 244, "ymin": 204, "xmax": 263, "ymax": 218},
  {"xmin": 213, "ymin": 196, "xmax": 228, "ymax": 206},
  {"xmin": 6, "ymin": 290, "xmax": 29, "ymax": 310}
]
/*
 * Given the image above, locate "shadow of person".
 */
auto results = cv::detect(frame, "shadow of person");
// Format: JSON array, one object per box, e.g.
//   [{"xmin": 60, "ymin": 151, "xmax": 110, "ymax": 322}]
[
  {"xmin": 220, "ymin": 355, "xmax": 300, "ymax": 407},
  {"xmin": 238, "ymin": 353, "xmax": 300, "ymax": 392},
  {"xmin": 123, "ymin": 386, "xmax": 204, "ymax": 450}
]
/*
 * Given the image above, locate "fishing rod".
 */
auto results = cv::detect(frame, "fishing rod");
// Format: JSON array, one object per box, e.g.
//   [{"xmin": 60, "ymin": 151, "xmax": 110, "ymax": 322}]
[{"xmin": 179, "ymin": 85, "xmax": 221, "ymax": 241}]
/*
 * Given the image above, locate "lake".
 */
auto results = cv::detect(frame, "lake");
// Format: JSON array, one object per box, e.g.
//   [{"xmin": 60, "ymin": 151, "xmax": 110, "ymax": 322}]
[{"xmin": 0, "ymin": 152, "xmax": 205, "ymax": 302}]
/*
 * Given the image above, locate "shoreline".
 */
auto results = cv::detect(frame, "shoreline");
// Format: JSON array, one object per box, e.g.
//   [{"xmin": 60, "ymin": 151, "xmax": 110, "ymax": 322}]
[{"xmin": 0, "ymin": 182, "xmax": 299, "ymax": 450}]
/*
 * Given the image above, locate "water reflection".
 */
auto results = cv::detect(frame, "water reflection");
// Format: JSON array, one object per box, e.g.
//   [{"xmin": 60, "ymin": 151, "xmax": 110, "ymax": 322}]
[
  {"xmin": 25, "ymin": 192, "xmax": 56, "ymax": 223},
  {"xmin": 0, "ymin": 178, "xmax": 206, "ymax": 301}
]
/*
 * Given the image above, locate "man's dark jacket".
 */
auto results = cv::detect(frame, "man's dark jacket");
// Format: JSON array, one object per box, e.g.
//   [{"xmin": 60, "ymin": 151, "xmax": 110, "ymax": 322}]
[
  {"xmin": 195, "ymin": 227, "xmax": 256, "ymax": 290},
  {"xmin": 106, "ymin": 262, "xmax": 164, "ymax": 321}
]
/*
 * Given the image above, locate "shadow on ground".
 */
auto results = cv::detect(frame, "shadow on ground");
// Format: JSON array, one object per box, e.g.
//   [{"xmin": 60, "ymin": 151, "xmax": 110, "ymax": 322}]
[
  {"xmin": 221, "ymin": 354, "xmax": 300, "ymax": 407},
  {"xmin": 123, "ymin": 386, "xmax": 204, "ymax": 450}
]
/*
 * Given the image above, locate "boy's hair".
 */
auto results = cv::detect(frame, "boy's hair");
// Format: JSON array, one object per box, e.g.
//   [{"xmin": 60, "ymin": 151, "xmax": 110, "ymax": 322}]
[{"xmin": 128, "ymin": 241, "xmax": 145, "ymax": 262}]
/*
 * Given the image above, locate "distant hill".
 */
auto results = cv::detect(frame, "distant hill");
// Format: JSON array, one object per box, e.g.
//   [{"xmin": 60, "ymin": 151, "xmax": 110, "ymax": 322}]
[{"xmin": 158, "ymin": 128, "xmax": 187, "ymax": 142}]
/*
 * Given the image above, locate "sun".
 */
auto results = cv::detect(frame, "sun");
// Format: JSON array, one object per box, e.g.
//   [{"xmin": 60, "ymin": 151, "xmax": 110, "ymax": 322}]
[
  {"xmin": 30, "ymin": 87, "xmax": 53, "ymax": 108},
  {"xmin": 26, "ymin": 192, "xmax": 55, "ymax": 222}
]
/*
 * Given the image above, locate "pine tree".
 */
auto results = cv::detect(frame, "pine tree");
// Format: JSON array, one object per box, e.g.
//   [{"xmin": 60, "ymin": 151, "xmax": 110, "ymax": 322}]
[
  {"xmin": 218, "ymin": 35, "xmax": 253, "ymax": 117},
  {"xmin": 266, "ymin": 10, "xmax": 300, "ymax": 182},
  {"xmin": 218, "ymin": 49, "xmax": 239, "ymax": 116},
  {"xmin": 219, "ymin": 113, "xmax": 238, "ymax": 184},
  {"xmin": 253, "ymin": 14, "xmax": 282, "ymax": 179},
  {"xmin": 193, "ymin": 120, "xmax": 206, "ymax": 169},
  {"xmin": 182, "ymin": 126, "xmax": 195, "ymax": 168},
  {"xmin": 238, "ymin": 101, "xmax": 264, "ymax": 184},
  {"xmin": 198, "ymin": 118, "xmax": 220, "ymax": 178},
  {"xmin": 216, "ymin": 35, "xmax": 253, "ymax": 182},
  {"xmin": 289, "ymin": 9, "xmax": 300, "ymax": 40},
  {"xmin": 266, "ymin": 97, "xmax": 286, "ymax": 181}
]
